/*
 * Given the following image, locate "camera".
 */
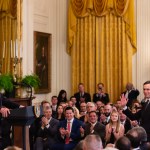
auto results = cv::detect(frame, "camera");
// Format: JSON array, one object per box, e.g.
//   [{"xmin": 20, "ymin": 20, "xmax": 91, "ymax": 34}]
[{"xmin": 99, "ymin": 87, "xmax": 102, "ymax": 90}]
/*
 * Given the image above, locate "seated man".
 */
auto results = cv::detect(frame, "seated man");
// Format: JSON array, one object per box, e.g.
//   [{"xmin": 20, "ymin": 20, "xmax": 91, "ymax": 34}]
[
  {"xmin": 80, "ymin": 102, "xmax": 96, "ymax": 123},
  {"xmin": 53, "ymin": 106, "xmax": 84, "ymax": 150},
  {"xmin": 34, "ymin": 107, "xmax": 59, "ymax": 150},
  {"xmin": 29, "ymin": 100, "xmax": 51, "ymax": 149},
  {"xmin": 80, "ymin": 111, "xmax": 105, "ymax": 145},
  {"xmin": 83, "ymin": 134, "xmax": 103, "ymax": 150}
]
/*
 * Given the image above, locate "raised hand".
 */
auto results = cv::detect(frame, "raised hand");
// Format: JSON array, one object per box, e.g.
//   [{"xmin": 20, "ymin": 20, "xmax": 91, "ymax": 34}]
[{"xmin": 120, "ymin": 94, "xmax": 128, "ymax": 108}]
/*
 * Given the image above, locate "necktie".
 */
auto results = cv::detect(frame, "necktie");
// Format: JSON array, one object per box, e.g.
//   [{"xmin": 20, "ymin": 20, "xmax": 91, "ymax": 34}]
[
  {"xmin": 144, "ymin": 100, "xmax": 149, "ymax": 111},
  {"xmin": 90, "ymin": 124, "xmax": 94, "ymax": 133},
  {"xmin": 65, "ymin": 122, "xmax": 71, "ymax": 144}
]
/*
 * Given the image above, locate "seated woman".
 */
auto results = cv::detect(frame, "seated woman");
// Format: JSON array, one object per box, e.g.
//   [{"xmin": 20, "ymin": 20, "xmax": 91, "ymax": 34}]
[
  {"xmin": 57, "ymin": 90, "xmax": 67, "ymax": 105},
  {"xmin": 105, "ymin": 110, "xmax": 124, "ymax": 145},
  {"xmin": 55, "ymin": 105, "xmax": 65, "ymax": 121}
]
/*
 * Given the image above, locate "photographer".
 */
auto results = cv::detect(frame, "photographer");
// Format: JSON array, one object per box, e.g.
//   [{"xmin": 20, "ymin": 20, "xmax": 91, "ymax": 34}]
[{"xmin": 93, "ymin": 83, "xmax": 109, "ymax": 105}]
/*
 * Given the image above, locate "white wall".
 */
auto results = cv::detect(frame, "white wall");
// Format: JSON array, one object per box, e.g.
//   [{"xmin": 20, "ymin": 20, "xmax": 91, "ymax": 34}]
[
  {"xmin": 135, "ymin": 0, "xmax": 150, "ymax": 100},
  {"xmin": 22, "ymin": 0, "xmax": 150, "ymax": 104},
  {"xmin": 23, "ymin": 0, "xmax": 71, "ymax": 104}
]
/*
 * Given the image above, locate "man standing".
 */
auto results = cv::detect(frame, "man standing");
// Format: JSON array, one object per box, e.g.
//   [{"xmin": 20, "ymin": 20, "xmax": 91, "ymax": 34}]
[
  {"xmin": 0, "ymin": 94, "xmax": 23, "ymax": 149},
  {"xmin": 121, "ymin": 81, "xmax": 150, "ymax": 141},
  {"xmin": 74, "ymin": 83, "xmax": 91, "ymax": 109},
  {"xmin": 93, "ymin": 83, "xmax": 109, "ymax": 105},
  {"xmin": 53, "ymin": 107, "xmax": 84, "ymax": 150},
  {"xmin": 122, "ymin": 82, "xmax": 139, "ymax": 107}
]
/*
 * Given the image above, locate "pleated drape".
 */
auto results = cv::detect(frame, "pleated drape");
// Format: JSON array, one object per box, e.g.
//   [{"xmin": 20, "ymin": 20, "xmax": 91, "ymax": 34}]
[
  {"xmin": 0, "ymin": 0, "xmax": 22, "ymax": 74},
  {"xmin": 68, "ymin": 0, "xmax": 136, "ymax": 102}
]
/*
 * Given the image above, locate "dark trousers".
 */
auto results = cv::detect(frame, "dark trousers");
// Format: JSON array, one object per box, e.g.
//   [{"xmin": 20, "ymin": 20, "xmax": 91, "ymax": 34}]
[
  {"xmin": 34, "ymin": 137, "xmax": 56, "ymax": 150},
  {"xmin": 0, "ymin": 118, "xmax": 12, "ymax": 150},
  {"xmin": 52, "ymin": 141, "xmax": 77, "ymax": 150}
]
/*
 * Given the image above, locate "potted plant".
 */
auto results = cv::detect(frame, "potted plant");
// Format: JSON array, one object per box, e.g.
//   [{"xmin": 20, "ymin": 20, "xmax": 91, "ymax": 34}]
[
  {"xmin": 21, "ymin": 74, "xmax": 41, "ymax": 98},
  {"xmin": 21, "ymin": 74, "xmax": 41, "ymax": 89},
  {"xmin": 0, "ymin": 74, "xmax": 14, "ymax": 93}
]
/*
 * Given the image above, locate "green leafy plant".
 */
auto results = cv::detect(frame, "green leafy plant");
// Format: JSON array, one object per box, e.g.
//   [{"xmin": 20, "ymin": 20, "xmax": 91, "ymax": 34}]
[
  {"xmin": 0, "ymin": 74, "xmax": 14, "ymax": 92},
  {"xmin": 21, "ymin": 74, "xmax": 41, "ymax": 89}
]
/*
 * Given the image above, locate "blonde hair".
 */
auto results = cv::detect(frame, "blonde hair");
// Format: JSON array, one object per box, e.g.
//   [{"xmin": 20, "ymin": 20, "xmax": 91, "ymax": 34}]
[{"xmin": 109, "ymin": 110, "xmax": 121, "ymax": 133}]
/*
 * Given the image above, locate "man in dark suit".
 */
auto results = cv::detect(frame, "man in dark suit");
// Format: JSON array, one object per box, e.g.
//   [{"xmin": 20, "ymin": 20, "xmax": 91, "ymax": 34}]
[
  {"xmin": 74, "ymin": 83, "xmax": 91, "ymax": 110},
  {"xmin": 80, "ymin": 111, "xmax": 105, "ymax": 145},
  {"xmin": 122, "ymin": 82, "xmax": 140, "ymax": 107},
  {"xmin": 0, "ymin": 94, "xmax": 22, "ymax": 149},
  {"xmin": 51, "ymin": 96, "xmax": 58, "ymax": 119},
  {"xmin": 53, "ymin": 106, "xmax": 84, "ymax": 150},
  {"xmin": 34, "ymin": 107, "xmax": 59, "ymax": 150},
  {"xmin": 29, "ymin": 100, "xmax": 51, "ymax": 150},
  {"xmin": 119, "ymin": 110, "xmax": 132, "ymax": 134},
  {"xmin": 121, "ymin": 81, "xmax": 150, "ymax": 142},
  {"xmin": 0, "ymin": 96, "xmax": 21, "ymax": 117},
  {"xmin": 93, "ymin": 83, "xmax": 109, "ymax": 105}
]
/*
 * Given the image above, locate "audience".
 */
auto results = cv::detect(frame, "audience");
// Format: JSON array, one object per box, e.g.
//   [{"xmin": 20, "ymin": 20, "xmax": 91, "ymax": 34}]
[
  {"xmin": 80, "ymin": 111, "xmax": 105, "ymax": 145},
  {"xmin": 74, "ymin": 83, "xmax": 91, "ymax": 110},
  {"xmin": 100, "ymin": 104, "xmax": 112, "ymax": 125},
  {"xmin": 93, "ymin": 83, "xmax": 110, "ymax": 105},
  {"xmin": 120, "ymin": 81, "xmax": 150, "ymax": 142},
  {"xmin": 34, "ymin": 107, "xmax": 59, "ymax": 150},
  {"xmin": 105, "ymin": 110, "xmax": 124, "ymax": 145},
  {"xmin": 6, "ymin": 81, "xmax": 150, "ymax": 150},
  {"xmin": 73, "ymin": 140, "xmax": 84, "ymax": 150},
  {"xmin": 126, "ymin": 128, "xmax": 141, "ymax": 150},
  {"xmin": 29, "ymin": 100, "xmax": 51, "ymax": 150},
  {"xmin": 57, "ymin": 90, "xmax": 67, "ymax": 105},
  {"xmin": 119, "ymin": 109, "xmax": 132, "ymax": 134},
  {"xmin": 83, "ymin": 134, "xmax": 103, "ymax": 150},
  {"xmin": 115, "ymin": 136, "xmax": 131, "ymax": 150},
  {"xmin": 80, "ymin": 102, "xmax": 96, "ymax": 123},
  {"xmin": 51, "ymin": 96, "xmax": 58, "ymax": 118},
  {"xmin": 122, "ymin": 82, "xmax": 140, "ymax": 108},
  {"xmin": 52, "ymin": 106, "xmax": 84, "ymax": 150},
  {"xmin": 55, "ymin": 105, "xmax": 65, "ymax": 121}
]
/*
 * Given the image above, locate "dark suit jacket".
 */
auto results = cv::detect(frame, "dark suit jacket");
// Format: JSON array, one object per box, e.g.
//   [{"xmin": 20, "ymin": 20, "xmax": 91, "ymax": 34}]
[
  {"xmin": 1, "ymin": 98, "xmax": 20, "ymax": 109},
  {"xmin": 122, "ymin": 118, "xmax": 132, "ymax": 134},
  {"xmin": 122, "ymin": 89, "xmax": 139, "ymax": 107},
  {"xmin": 123, "ymin": 102, "xmax": 150, "ymax": 141},
  {"xmin": 84, "ymin": 122, "xmax": 105, "ymax": 143},
  {"xmin": 93, "ymin": 93, "xmax": 109, "ymax": 104},
  {"xmin": 74, "ymin": 92, "xmax": 91, "ymax": 109},
  {"xmin": 37, "ymin": 118, "xmax": 59, "ymax": 140},
  {"xmin": 57, "ymin": 118, "xmax": 83, "ymax": 143}
]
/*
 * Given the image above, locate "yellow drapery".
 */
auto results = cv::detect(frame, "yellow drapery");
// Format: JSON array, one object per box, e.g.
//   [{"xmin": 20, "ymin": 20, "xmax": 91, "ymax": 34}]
[
  {"xmin": 0, "ymin": 0, "xmax": 22, "ymax": 76},
  {"xmin": 68, "ymin": 0, "xmax": 136, "ymax": 103}
]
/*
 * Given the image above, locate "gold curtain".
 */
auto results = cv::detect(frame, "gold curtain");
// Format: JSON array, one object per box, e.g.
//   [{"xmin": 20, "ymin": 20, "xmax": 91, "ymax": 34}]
[
  {"xmin": 68, "ymin": 0, "xmax": 136, "ymax": 103},
  {"xmin": 0, "ymin": 0, "xmax": 22, "ymax": 75}
]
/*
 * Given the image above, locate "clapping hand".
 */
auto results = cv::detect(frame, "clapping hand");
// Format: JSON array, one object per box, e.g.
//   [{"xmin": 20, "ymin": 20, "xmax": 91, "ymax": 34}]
[
  {"xmin": 80, "ymin": 126, "xmax": 84, "ymax": 134},
  {"xmin": 41, "ymin": 116, "xmax": 49, "ymax": 127},
  {"xmin": 59, "ymin": 127, "xmax": 66, "ymax": 136}
]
